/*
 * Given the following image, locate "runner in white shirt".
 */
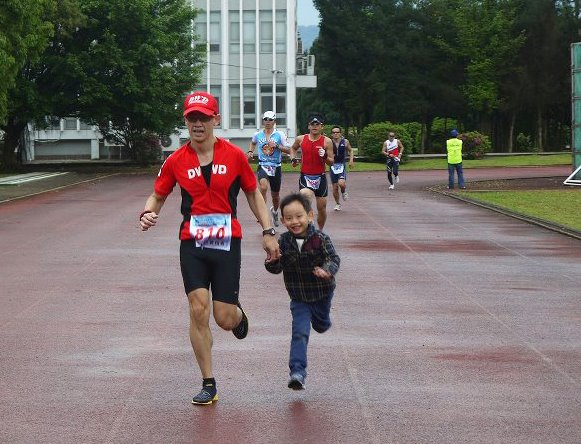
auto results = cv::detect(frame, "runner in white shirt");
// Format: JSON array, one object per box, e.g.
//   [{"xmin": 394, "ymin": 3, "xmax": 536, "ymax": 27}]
[{"xmin": 382, "ymin": 132, "xmax": 404, "ymax": 190}]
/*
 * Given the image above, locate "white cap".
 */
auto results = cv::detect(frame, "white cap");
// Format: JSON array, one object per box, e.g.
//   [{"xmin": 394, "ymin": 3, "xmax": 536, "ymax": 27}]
[{"xmin": 262, "ymin": 111, "xmax": 276, "ymax": 120}]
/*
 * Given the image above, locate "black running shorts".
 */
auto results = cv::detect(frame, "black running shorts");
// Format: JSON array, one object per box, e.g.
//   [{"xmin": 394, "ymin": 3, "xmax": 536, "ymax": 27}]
[
  {"xmin": 179, "ymin": 238, "xmax": 241, "ymax": 304},
  {"xmin": 299, "ymin": 172, "xmax": 328, "ymax": 197},
  {"xmin": 256, "ymin": 165, "xmax": 282, "ymax": 192}
]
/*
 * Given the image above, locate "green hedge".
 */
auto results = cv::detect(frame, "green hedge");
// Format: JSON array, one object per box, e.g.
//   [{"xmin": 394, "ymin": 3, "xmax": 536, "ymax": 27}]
[{"xmin": 359, "ymin": 122, "xmax": 412, "ymax": 162}]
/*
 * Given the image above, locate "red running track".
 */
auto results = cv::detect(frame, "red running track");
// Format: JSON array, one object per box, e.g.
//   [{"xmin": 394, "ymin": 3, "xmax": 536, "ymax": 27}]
[{"xmin": 0, "ymin": 167, "xmax": 579, "ymax": 443}]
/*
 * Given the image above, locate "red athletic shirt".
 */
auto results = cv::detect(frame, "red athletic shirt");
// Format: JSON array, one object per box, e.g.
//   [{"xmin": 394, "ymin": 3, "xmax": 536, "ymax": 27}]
[
  {"xmin": 154, "ymin": 138, "xmax": 257, "ymax": 240},
  {"xmin": 300, "ymin": 135, "xmax": 326, "ymax": 175}
]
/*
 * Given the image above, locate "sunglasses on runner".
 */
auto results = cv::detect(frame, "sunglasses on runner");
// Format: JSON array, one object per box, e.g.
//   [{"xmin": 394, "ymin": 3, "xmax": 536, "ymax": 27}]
[
  {"xmin": 263, "ymin": 118, "xmax": 275, "ymax": 122},
  {"xmin": 186, "ymin": 113, "xmax": 214, "ymax": 123}
]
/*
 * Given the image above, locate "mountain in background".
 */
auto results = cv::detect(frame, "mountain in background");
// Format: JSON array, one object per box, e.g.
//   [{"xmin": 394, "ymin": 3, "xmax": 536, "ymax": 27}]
[{"xmin": 298, "ymin": 25, "xmax": 319, "ymax": 53}]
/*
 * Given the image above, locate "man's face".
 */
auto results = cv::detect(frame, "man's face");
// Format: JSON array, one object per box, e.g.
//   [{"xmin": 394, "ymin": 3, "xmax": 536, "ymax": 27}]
[
  {"xmin": 308, "ymin": 120, "xmax": 323, "ymax": 135},
  {"xmin": 331, "ymin": 128, "xmax": 341, "ymax": 141},
  {"xmin": 185, "ymin": 112, "xmax": 219, "ymax": 142},
  {"xmin": 263, "ymin": 117, "xmax": 275, "ymax": 130}
]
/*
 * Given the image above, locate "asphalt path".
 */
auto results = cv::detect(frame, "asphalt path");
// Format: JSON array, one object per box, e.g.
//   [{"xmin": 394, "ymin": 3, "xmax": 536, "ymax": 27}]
[{"xmin": 0, "ymin": 166, "xmax": 579, "ymax": 443}]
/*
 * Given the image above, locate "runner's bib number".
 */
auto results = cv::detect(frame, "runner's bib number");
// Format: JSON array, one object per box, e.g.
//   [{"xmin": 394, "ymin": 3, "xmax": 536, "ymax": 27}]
[
  {"xmin": 190, "ymin": 213, "xmax": 232, "ymax": 251},
  {"xmin": 331, "ymin": 163, "xmax": 344, "ymax": 174},
  {"xmin": 304, "ymin": 174, "xmax": 322, "ymax": 190},
  {"xmin": 261, "ymin": 165, "xmax": 277, "ymax": 177}
]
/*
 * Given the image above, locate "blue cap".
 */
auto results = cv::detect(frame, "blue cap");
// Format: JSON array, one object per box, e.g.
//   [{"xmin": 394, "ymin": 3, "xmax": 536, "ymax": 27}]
[{"xmin": 450, "ymin": 129, "xmax": 459, "ymax": 137}]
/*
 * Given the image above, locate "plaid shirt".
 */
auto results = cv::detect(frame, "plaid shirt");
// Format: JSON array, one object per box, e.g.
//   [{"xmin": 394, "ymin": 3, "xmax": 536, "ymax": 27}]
[{"xmin": 265, "ymin": 224, "xmax": 340, "ymax": 302}]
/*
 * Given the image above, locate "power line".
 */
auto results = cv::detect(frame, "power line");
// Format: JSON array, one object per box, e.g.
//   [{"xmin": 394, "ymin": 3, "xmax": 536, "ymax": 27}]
[{"xmin": 206, "ymin": 61, "xmax": 286, "ymax": 74}]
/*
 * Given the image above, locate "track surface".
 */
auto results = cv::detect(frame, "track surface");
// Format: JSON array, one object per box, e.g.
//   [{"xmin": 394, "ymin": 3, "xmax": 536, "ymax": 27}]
[{"xmin": 1, "ymin": 167, "xmax": 579, "ymax": 443}]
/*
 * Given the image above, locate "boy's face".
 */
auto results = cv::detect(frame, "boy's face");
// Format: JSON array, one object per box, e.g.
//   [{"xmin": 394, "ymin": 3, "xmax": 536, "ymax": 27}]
[{"xmin": 281, "ymin": 200, "xmax": 314, "ymax": 237}]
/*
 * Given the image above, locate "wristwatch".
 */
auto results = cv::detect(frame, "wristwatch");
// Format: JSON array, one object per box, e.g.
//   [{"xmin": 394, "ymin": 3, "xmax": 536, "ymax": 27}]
[{"xmin": 262, "ymin": 227, "xmax": 276, "ymax": 236}]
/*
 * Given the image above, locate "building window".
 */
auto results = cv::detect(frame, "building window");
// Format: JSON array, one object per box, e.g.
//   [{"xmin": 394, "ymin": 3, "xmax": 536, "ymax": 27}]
[
  {"xmin": 260, "ymin": 85, "xmax": 286, "ymax": 126},
  {"xmin": 260, "ymin": 11, "xmax": 272, "ymax": 53},
  {"xmin": 210, "ymin": 11, "xmax": 220, "ymax": 53},
  {"xmin": 243, "ymin": 85, "xmax": 256, "ymax": 127},
  {"xmin": 243, "ymin": 11, "xmax": 255, "ymax": 53},
  {"xmin": 230, "ymin": 84, "xmax": 241, "ymax": 128},
  {"xmin": 229, "ymin": 11, "xmax": 240, "ymax": 54},
  {"xmin": 64, "ymin": 118, "xmax": 78, "ymax": 130},
  {"xmin": 276, "ymin": 10, "xmax": 286, "ymax": 53}
]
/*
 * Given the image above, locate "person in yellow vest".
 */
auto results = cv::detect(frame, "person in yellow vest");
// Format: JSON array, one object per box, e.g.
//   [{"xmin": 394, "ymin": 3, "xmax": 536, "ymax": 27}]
[{"xmin": 446, "ymin": 129, "xmax": 466, "ymax": 189}]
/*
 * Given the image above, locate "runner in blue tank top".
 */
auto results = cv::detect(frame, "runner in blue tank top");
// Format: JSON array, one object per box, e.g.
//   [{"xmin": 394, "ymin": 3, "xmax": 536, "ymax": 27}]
[
  {"xmin": 247, "ymin": 111, "xmax": 291, "ymax": 226},
  {"xmin": 329, "ymin": 126, "xmax": 354, "ymax": 211}
]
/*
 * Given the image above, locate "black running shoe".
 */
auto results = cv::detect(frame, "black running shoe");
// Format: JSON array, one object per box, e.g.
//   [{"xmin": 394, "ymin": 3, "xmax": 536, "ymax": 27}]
[
  {"xmin": 288, "ymin": 373, "xmax": 305, "ymax": 390},
  {"xmin": 191, "ymin": 388, "xmax": 218, "ymax": 405},
  {"xmin": 232, "ymin": 303, "xmax": 248, "ymax": 339}
]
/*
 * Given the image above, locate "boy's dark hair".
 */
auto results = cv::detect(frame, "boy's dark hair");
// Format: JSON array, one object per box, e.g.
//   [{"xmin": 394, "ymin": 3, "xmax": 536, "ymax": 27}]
[{"xmin": 280, "ymin": 192, "xmax": 312, "ymax": 216}]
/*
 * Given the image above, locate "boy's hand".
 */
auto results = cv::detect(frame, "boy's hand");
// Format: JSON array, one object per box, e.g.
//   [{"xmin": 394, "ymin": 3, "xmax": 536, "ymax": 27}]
[{"xmin": 313, "ymin": 266, "xmax": 332, "ymax": 280}]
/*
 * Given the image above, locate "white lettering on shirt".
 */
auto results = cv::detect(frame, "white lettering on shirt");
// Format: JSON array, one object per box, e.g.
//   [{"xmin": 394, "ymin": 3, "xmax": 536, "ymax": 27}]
[{"xmin": 187, "ymin": 164, "xmax": 227, "ymax": 179}]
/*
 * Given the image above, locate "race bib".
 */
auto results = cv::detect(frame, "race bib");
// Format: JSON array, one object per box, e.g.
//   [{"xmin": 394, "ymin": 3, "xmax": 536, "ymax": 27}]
[
  {"xmin": 304, "ymin": 174, "xmax": 322, "ymax": 190},
  {"xmin": 261, "ymin": 165, "xmax": 277, "ymax": 177},
  {"xmin": 190, "ymin": 213, "xmax": 232, "ymax": 251},
  {"xmin": 331, "ymin": 163, "xmax": 344, "ymax": 174}
]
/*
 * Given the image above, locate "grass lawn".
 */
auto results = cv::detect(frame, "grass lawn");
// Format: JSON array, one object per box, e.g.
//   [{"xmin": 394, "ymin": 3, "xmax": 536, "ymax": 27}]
[
  {"xmin": 461, "ymin": 190, "xmax": 581, "ymax": 232},
  {"xmin": 278, "ymin": 153, "xmax": 572, "ymax": 172}
]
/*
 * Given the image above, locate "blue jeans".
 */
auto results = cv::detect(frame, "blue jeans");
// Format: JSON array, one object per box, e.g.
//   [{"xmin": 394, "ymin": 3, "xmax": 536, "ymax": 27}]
[
  {"xmin": 448, "ymin": 163, "xmax": 465, "ymax": 189},
  {"xmin": 289, "ymin": 295, "xmax": 333, "ymax": 377}
]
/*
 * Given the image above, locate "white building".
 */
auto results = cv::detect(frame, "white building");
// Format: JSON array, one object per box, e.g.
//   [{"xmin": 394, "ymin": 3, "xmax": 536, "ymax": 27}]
[
  {"xmin": 166, "ymin": 0, "xmax": 316, "ymax": 153},
  {"xmin": 25, "ymin": 0, "xmax": 316, "ymax": 161}
]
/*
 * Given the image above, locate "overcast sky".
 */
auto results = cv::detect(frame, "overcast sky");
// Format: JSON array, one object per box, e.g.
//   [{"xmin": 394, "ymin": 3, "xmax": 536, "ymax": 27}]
[{"xmin": 297, "ymin": 0, "xmax": 320, "ymax": 26}]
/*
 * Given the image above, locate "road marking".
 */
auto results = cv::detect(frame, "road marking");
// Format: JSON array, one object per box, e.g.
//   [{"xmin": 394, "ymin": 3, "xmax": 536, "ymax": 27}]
[{"xmin": 0, "ymin": 172, "xmax": 69, "ymax": 185}]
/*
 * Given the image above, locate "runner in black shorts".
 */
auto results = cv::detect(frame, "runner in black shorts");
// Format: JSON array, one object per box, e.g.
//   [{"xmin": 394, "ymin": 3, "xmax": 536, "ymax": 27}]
[
  {"xmin": 247, "ymin": 111, "xmax": 290, "ymax": 227},
  {"xmin": 290, "ymin": 113, "xmax": 334, "ymax": 229},
  {"xmin": 139, "ymin": 91, "xmax": 280, "ymax": 406}
]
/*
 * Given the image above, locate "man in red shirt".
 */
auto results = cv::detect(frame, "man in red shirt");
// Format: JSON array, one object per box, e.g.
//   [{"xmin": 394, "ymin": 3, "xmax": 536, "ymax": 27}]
[
  {"xmin": 289, "ymin": 113, "xmax": 334, "ymax": 229},
  {"xmin": 139, "ymin": 91, "xmax": 280, "ymax": 405}
]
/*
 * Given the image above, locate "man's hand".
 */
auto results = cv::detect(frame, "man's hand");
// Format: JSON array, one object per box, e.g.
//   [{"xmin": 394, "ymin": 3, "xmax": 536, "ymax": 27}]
[
  {"xmin": 263, "ymin": 235, "xmax": 281, "ymax": 261},
  {"xmin": 140, "ymin": 211, "xmax": 158, "ymax": 231}
]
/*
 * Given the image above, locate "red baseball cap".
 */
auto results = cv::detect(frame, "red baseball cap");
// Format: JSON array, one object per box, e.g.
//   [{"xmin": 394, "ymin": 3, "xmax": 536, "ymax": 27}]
[{"xmin": 183, "ymin": 91, "xmax": 219, "ymax": 117}]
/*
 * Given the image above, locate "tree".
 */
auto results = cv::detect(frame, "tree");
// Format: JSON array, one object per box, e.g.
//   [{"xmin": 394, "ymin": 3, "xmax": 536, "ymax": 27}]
[
  {"xmin": 0, "ymin": 0, "xmax": 56, "ymax": 125},
  {"xmin": 0, "ymin": 0, "xmax": 60, "ymax": 169},
  {"xmin": 433, "ymin": 0, "xmax": 525, "ymax": 140},
  {"xmin": 61, "ymin": 0, "xmax": 204, "ymax": 163},
  {"xmin": 1, "ymin": 0, "xmax": 204, "ymax": 170},
  {"xmin": 313, "ymin": 0, "xmax": 385, "ymax": 131}
]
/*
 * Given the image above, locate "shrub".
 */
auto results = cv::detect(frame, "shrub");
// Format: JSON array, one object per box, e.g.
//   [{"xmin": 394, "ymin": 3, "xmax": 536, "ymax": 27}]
[
  {"xmin": 359, "ymin": 122, "xmax": 411, "ymax": 162},
  {"xmin": 516, "ymin": 133, "xmax": 537, "ymax": 152},
  {"xmin": 459, "ymin": 131, "xmax": 491, "ymax": 159},
  {"xmin": 400, "ymin": 122, "xmax": 422, "ymax": 154},
  {"xmin": 432, "ymin": 117, "xmax": 460, "ymax": 153}
]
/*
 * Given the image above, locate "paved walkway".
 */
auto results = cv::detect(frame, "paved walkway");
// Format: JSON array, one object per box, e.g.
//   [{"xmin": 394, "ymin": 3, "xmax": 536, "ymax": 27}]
[{"xmin": 0, "ymin": 167, "xmax": 579, "ymax": 443}]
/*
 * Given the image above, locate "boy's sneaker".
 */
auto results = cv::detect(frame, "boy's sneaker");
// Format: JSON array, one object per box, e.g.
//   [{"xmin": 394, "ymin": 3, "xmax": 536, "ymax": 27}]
[
  {"xmin": 388, "ymin": 184, "xmax": 395, "ymax": 190},
  {"xmin": 395, "ymin": 176, "xmax": 400, "ymax": 184},
  {"xmin": 288, "ymin": 373, "xmax": 305, "ymax": 390},
  {"xmin": 270, "ymin": 206, "xmax": 280, "ymax": 227},
  {"xmin": 342, "ymin": 191, "xmax": 349, "ymax": 201},
  {"xmin": 232, "ymin": 303, "xmax": 248, "ymax": 339},
  {"xmin": 191, "ymin": 388, "xmax": 218, "ymax": 405},
  {"xmin": 334, "ymin": 203, "xmax": 341, "ymax": 211}
]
